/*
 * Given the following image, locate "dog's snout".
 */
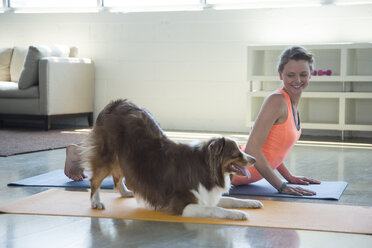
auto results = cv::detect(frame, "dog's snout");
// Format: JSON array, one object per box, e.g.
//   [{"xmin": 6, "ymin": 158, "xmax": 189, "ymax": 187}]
[
  {"xmin": 238, "ymin": 143, "xmax": 255, "ymax": 166},
  {"xmin": 249, "ymin": 156, "xmax": 256, "ymax": 165},
  {"xmin": 248, "ymin": 155, "xmax": 256, "ymax": 165},
  {"xmin": 243, "ymin": 153, "xmax": 256, "ymax": 165}
]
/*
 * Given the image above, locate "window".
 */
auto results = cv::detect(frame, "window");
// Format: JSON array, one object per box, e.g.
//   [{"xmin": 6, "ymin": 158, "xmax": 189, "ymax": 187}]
[
  {"xmin": 104, "ymin": 0, "xmax": 201, "ymax": 7},
  {"xmin": 332, "ymin": 0, "xmax": 372, "ymax": 5},
  {"xmin": 207, "ymin": 0, "xmax": 372, "ymax": 9},
  {"xmin": 104, "ymin": 0, "xmax": 203, "ymax": 12},
  {"xmin": 9, "ymin": 0, "xmax": 97, "ymax": 8},
  {"xmin": 207, "ymin": 0, "xmax": 322, "ymax": 9},
  {"xmin": 3, "ymin": 0, "xmax": 372, "ymax": 12},
  {"xmin": 104, "ymin": 0, "xmax": 203, "ymax": 11}
]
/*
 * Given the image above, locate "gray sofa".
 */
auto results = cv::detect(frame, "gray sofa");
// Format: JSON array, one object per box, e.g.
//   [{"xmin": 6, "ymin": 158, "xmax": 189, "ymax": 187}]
[{"xmin": 0, "ymin": 46, "xmax": 94, "ymax": 130}]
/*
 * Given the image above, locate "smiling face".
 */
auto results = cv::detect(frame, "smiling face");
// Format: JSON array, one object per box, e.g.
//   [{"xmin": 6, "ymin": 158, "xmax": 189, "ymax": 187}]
[{"xmin": 279, "ymin": 59, "xmax": 311, "ymax": 97}]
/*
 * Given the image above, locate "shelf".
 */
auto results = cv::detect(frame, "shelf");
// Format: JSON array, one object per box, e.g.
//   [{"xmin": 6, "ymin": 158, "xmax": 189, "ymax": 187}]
[
  {"xmin": 248, "ymin": 46, "xmax": 343, "ymax": 78},
  {"xmin": 343, "ymin": 124, "xmax": 372, "ymax": 131},
  {"xmin": 248, "ymin": 44, "xmax": 372, "ymax": 80},
  {"xmin": 246, "ymin": 43, "xmax": 372, "ymax": 137},
  {"xmin": 299, "ymin": 98, "xmax": 339, "ymax": 125},
  {"xmin": 249, "ymin": 75, "xmax": 372, "ymax": 83},
  {"xmin": 301, "ymin": 123, "xmax": 341, "ymax": 130},
  {"xmin": 310, "ymin": 76, "xmax": 343, "ymax": 82},
  {"xmin": 301, "ymin": 92, "xmax": 342, "ymax": 98},
  {"xmin": 246, "ymin": 122, "xmax": 341, "ymax": 130},
  {"xmin": 346, "ymin": 47, "xmax": 372, "ymax": 77},
  {"xmin": 345, "ymin": 98, "xmax": 372, "ymax": 127},
  {"xmin": 248, "ymin": 49, "xmax": 282, "ymax": 77},
  {"xmin": 247, "ymin": 93, "xmax": 341, "ymax": 125},
  {"xmin": 344, "ymin": 92, "xmax": 372, "ymax": 99},
  {"xmin": 311, "ymin": 48, "xmax": 341, "ymax": 77},
  {"xmin": 343, "ymin": 76, "xmax": 372, "ymax": 82},
  {"xmin": 249, "ymin": 76, "xmax": 344, "ymax": 82}
]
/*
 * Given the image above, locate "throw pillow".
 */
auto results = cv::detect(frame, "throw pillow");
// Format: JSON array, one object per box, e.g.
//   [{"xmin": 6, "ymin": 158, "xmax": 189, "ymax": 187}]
[
  {"xmin": 0, "ymin": 47, "xmax": 13, "ymax": 81},
  {"xmin": 9, "ymin": 46, "xmax": 28, "ymax": 82},
  {"xmin": 69, "ymin": 46, "xmax": 79, "ymax": 57},
  {"xmin": 18, "ymin": 45, "xmax": 71, "ymax": 89}
]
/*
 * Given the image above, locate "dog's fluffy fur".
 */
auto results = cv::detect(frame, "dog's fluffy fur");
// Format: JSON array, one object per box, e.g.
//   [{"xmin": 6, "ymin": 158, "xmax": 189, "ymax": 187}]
[{"xmin": 82, "ymin": 99, "xmax": 263, "ymax": 220}]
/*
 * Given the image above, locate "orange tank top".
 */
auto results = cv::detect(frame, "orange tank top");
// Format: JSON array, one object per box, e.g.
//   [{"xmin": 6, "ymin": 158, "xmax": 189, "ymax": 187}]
[
  {"xmin": 242, "ymin": 88, "xmax": 302, "ymax": 183},
  {"xmin": 261, "ymin": 88, "xmax": 301, "ymax": 168}
]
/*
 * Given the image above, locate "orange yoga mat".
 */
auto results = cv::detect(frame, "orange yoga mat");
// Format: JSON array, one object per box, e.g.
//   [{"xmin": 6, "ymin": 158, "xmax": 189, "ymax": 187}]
[{"xmin": 1, "ymin": 189, "xmax": 371, "ymax": 235}]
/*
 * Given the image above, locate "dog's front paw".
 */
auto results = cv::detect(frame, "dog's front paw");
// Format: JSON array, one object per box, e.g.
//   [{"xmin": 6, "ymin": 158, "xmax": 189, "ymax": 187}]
[
  {"xmin": 246, "ymin": 200, "xmax": 264, "ymax": 209},
  {"xmin": 91, "ymin": 201, "xmax": 105, "ymax": 210},
  {"xmin": 227, "ymin": 209, "xmax": 249, "ymax": 220}
]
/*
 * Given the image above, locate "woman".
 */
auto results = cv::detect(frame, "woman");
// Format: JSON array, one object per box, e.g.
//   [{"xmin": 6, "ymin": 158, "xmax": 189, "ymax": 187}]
[{"xmin": 232, "ymin": 46, "xmax": 320, "ymax": 195}]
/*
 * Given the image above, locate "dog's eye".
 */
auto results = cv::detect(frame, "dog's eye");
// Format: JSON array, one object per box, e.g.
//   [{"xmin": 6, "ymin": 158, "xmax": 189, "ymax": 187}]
[{"xmin": 232, "ymin": 152, "xmax": 240, "ymax": 158}]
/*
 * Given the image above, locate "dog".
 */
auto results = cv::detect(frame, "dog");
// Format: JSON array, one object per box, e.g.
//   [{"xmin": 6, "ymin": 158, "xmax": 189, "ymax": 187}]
[{"xmin": 81, "ymin": 99, "xmax": 263, "ymax": 220}]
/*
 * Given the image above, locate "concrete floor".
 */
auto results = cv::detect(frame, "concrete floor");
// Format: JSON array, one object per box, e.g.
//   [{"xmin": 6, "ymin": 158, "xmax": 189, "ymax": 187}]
[{"xmin": 0, "ymin": 130, "xmax": 372, "ymax": 248}]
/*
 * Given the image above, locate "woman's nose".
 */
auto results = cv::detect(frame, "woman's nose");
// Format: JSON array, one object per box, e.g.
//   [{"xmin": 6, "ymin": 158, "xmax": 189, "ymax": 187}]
[{"xmin": 295, "ymin": 75, "xmax": 301, "ymax": 83}]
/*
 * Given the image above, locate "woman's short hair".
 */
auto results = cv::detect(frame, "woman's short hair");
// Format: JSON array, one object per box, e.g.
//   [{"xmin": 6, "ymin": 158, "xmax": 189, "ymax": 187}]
[{"xmin": 278, "ymin": 46, "xmax": 314, "ymax": 73}]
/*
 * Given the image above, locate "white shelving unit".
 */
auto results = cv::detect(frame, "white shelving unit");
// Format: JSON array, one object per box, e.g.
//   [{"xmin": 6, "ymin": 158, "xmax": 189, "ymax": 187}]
[{"xmin": 246, "ymin": 43, "xmax": 372, "ymax": 139}]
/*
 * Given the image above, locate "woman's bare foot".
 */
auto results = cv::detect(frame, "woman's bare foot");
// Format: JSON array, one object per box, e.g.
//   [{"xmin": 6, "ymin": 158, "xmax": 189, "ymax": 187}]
[{"xmin": 64, "ymin": 144, "xmax": 87, "ymax": 181}]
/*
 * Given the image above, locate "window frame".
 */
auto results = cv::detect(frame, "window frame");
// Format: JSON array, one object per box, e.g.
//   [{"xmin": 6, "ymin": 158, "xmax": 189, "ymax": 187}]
[
  {"xmin": 1, "ymin": 0, "xmax": 102, "ymax": 13},
  {"xmin": 1, "ymin": 0, "xmax": 372, "ymax": 13}
]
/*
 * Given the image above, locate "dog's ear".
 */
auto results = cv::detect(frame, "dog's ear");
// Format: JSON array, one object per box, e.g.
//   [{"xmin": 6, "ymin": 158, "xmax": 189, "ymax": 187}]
[
  {"xmin": 208, "ymin": 138, "xmax": 225, "ymax": 184},
  {"xmin": 208, "ymin": 137, "xmax": 225, "ymax": 156}
]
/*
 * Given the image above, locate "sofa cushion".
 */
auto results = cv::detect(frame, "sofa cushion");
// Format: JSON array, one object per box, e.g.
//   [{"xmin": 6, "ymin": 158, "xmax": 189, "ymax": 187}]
[
  {"xmin": 0, "ymin": 81, "xmax": 39, "ymax": 98},
  {"xmin": 0, "ymin": 48, "xmax": 14, "ymax": 81},
  {"xmin": 10, "ymin": 46, "xmax": 28, "ymax": 82},
  {"xmin": 69, "ymin": 46, "xmax": 78, "ymax": 57},
  {"xmin": 18, "ymin": 45, "xmax": 71, "ymax": 89}
]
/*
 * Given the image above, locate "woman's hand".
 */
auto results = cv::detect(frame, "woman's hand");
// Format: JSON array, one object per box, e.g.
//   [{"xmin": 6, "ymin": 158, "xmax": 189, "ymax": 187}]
[
  {"xmin": 279, "ymin": 176, "xmax": 321, "ymax": 196},
  {"xmin": 280, "ymin": 184, "xmax": 317, "ymax": 196},
  {"xmin": 288, "ymin": 176, "xmax": 321, "ymax": 185}
]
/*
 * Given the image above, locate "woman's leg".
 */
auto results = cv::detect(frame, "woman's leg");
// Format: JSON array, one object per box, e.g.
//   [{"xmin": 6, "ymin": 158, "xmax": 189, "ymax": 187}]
[{"xmin": 64, "ymin": 144, "xmax": 86, "ymax": 181}]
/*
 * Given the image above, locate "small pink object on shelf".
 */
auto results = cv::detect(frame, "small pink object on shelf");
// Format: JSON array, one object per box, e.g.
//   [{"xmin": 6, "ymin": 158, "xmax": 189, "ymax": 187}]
[{"xmin": 317, "ymin": 69, "xmax": 332, "ymax": 76}]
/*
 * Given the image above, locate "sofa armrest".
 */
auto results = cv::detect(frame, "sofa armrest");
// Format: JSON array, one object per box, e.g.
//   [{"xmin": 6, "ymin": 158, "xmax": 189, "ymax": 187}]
[{"xmin": 39, "ymin": 57, "xmax": 95, "ymax": 115}]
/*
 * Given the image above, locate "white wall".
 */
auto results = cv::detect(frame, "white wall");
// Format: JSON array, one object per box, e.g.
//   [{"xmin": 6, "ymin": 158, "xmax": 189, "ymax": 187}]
[{"xmin": 1, "ymin": 4, "xmax": 372, "ymax": 132}]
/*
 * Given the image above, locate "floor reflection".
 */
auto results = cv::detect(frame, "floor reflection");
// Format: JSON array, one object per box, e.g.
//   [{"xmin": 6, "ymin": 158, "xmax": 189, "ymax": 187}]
[{"xmin": 88, "ymin": 218, "xmax": 300, "ymax": 248}]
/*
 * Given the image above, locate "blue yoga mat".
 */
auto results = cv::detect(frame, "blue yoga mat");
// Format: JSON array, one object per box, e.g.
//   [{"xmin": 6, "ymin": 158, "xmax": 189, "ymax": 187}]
[
  {"xmin": 8, "ymin": 170, "xmax": 114, "ymax": 189},
  {"xmin": 8, "ymin": 169, "xmax": 348, "ymax": 200},
  {"xmin": 229, "ymin": 179, "xmax": 348, "ymax": 200}
]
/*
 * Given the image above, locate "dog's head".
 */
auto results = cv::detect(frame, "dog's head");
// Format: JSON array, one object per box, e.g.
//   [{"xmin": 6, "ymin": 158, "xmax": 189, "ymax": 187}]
[{"xmin": 208, "ymin": 137, "xmax": 255, "ymax": 182}]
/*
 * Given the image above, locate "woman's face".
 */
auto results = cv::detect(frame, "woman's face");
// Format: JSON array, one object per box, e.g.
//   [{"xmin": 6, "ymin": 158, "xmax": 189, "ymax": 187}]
[{"xmin": 279, "ymin": 59, "xmax": 311, "ymax": 96}]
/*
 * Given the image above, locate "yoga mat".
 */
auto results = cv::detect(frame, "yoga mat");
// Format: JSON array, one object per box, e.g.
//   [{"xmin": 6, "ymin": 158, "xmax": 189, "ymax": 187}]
[
  {"xmin": 1, "ymin": 189, "xmax": 371, "ymax": 235},
  {"xmin": 8, "ymin": 170, "xmax": 348, "ymax": 200},
  {"xmin": 8, "ymin": 170, "xmax": 114, "ymax": 189},
  {"xmin": 230, "ymin": 180, "xmax": 348, "ymax": 200}
]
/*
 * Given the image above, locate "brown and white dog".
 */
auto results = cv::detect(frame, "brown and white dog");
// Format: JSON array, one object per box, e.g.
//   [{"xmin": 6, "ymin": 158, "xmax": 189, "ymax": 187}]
[{"xmin": 82, "ymin": 99, "xmax": 263, "ymax": 220}]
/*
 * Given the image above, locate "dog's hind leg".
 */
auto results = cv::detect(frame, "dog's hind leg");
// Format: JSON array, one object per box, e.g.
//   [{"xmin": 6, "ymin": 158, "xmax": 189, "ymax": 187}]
[
  {"xmin": 114, "ymin": 176, "xmax": 134, "ymax": 198},
  {"xmin": 90, "ymin": 167, "xmax": 111, "ymax": 210},
  {"xmin": 112, "ymin": 164, "xmax": 133, "ymax": 198}
]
